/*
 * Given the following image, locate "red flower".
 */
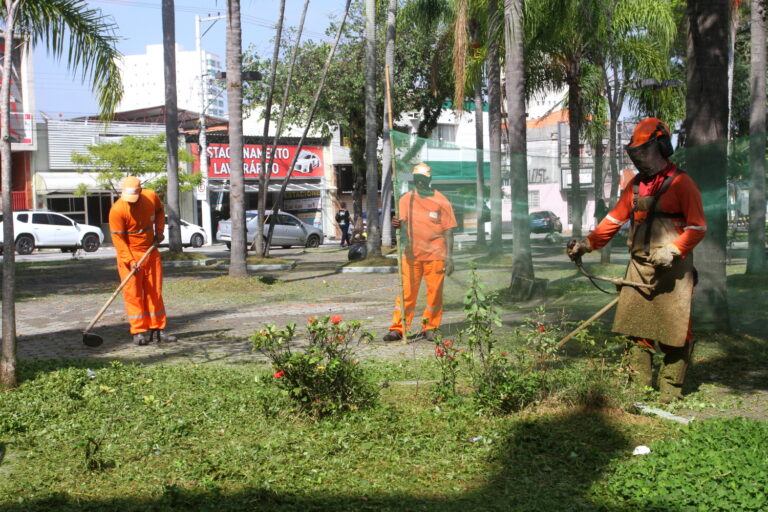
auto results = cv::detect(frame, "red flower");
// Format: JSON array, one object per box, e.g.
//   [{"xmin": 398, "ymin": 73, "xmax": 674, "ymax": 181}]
[
  {"xmin": 330, "ymin": 315, "xmax": 343, "ymax": 324},
  {"xmin": 273, "ymin": 370, "xmax": 286, "ymax": 379},
  {"xmin": 307, "ymin": 317, "xmax": 317, "ymax": 324},
  {"xmin": 537, "ymin": 325, "xmax": 546, "ymax": 333},
  {"xmin": 443, "ymin": 339, "xmax": 453, "ymax": 347},
  {"xmin": 336, "ymin": 335, "xmax": 346, "ymax": 342},
  {"xmin": 435, "ymin": 347, "xmax": 446, "ymax": 357}
]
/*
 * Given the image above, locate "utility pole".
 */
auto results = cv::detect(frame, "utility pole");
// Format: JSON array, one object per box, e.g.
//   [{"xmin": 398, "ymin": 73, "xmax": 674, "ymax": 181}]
[{"xmin": 196, "ymin": 14, "xmax": 226, "ymax": 245}]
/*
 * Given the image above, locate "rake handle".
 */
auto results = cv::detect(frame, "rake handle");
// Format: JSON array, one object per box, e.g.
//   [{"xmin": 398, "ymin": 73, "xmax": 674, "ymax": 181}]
[{"xmin": 83, "ymin": 245, "xmax": 157, "ymax": 334}]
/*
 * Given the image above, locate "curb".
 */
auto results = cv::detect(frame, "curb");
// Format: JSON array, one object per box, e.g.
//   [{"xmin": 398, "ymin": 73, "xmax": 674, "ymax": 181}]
[
  {"xmin": 336, "ymin": 266, "xmax": 397, "ymax": 273},
  {"xmin": 163, "ymin": 258, "xmax": 217, "ymax": 267}
]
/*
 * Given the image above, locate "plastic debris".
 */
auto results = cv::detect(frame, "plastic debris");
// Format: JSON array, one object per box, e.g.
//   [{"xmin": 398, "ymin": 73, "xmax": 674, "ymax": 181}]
[
  {"xmin": 632, "ymin": 445, "xmax": 651, "ymax": 456},
  {"xmin": 469, "ymin": 436, "xmax": 484, "ymax": 443},
  {"xmin": 633, "ymin": 402, "xmax": 694, "ymax": 424},
  {"xmin": 86, "ymin": 369, "xmax": 96, "ymax": 379}
]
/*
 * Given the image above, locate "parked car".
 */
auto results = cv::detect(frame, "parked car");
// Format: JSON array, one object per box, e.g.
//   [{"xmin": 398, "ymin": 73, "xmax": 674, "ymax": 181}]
[
  {"xmin": 529, "ymin": 210, "xmax": 563, "ymax": 234},
  {"xmin": 0, "ymin": 211, "xmax": 104, "ymax": 255},
  {"xmin": 216, "ymin": 210, "xmax": 323, "ymax": 249},
  {"xmin": 162, "ymin": 217, "xmax": 207, "ymax": 247}
]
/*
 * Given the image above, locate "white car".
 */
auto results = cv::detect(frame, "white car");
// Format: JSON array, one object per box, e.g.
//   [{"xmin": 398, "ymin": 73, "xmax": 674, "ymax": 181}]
[
  {"xmin": 0, "ymin": 211, "xmax": 104, "ymax": 255},
  {"xmin": 162, "ymin": 217, "xmax": 207, "ymax": 247},
  {"xmin": 292, "ymin": 150, "xmax": 321, "ymax": 174}
]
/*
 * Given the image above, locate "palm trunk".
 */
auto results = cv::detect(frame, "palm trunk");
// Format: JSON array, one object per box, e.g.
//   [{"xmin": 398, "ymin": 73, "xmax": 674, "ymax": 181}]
[
  {"xmin": 1, "ymin": 1, "xmax": 20, "ymax": 388},
  {"xmin": 504, "ymin": 0, "xmax": 534, "ymax": 291},
  {"xmin": 568, "ymin": 74, "xmax": 583, "ymax": 238},
  {"xmin": 162, "ymin": 0, "xmax": 182, "ymax": 252},
  {"xmin": 685, "ymin": 0, "xmax": 730, "ymax": 330},
  {"xmin": 364, "ymin": 0, "xmax": 381, "ymax": 257},
  {"xmin": 227, "ymin": 0, "xmax": 246, "ymax": 277},
  {"xmin": 747, "ymin": 0, "xmax": 766, "ymax": 274},
  {"xmin": 257, "ymin": 0, "xmax": 286, "ymax": 257},
  {"xmin": 487, "ymin": 0, "xmax": 503, "ymax": 255},
  {"xmin": 380, "ymin": 0, "xmax": 396, "ymax": 248},
  {"xmin": 474, "ymin": 85, "xmax": 486, "ymax": 247}
]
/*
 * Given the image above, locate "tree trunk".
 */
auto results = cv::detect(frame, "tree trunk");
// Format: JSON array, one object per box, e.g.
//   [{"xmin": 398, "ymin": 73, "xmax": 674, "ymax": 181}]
[
  {"xmin": 257, "ymin": 0, "xmax": 286, "ymax": 257},
  {"xmin": 568, "ymin": 74, "xmax": 584, "ymax": 238},
  {"xmin": 1, "ymin": 0, "xmax": 20, "ymax": 388},
  {"xmin": 504, "ymin": 0, "xmax": 534, "ymax": 291},
  {"xmin": 380, "ymin": 0, "xmax": 396, "ymax": 248},
  {"xmin": 747, "ymin": 0, "xmax": 766, "ymax": 274},
  {"xmin": 162, "ymin": 0, "xmax": 182, "ymax": 253},
  {"xmin": 685, "ymin": 0, "xmax": 730, "ymax": 330},
  {"xmin": 227, "ymin": 0, "xmax": 247, "ymax": 277},
  {"xmin": 364, "ymin": 0, "xmax": 381, "ymax": 257},
  {"xmin": 487, "ymin": 0, "xmax": 502, "ymax": 254},
  {"xmin": 488, "ymin": 0, "xmax": 503, "ymax": 255},
  {"xmin": 602, "ymin": 100, "xmax": 621, "ymax": 265},
  {"xmin": 474, "ymin": 84, "xmax": 487, "ymax": 247}
]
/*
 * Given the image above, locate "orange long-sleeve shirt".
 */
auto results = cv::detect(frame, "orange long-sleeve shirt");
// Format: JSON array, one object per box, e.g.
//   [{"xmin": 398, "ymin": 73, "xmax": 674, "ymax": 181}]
[
  {"xmin": 587, "ymin": 165, "xmax": 706, "ymax": 257},
  {"xmin": 109, "ymin": 189, "xmax": 165, "ymax": 265}
]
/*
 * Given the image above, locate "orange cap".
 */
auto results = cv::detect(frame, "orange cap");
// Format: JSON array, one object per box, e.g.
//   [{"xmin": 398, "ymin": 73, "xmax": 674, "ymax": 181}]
[
  {"xmin": 629, "ymin": 118, "xmax": 670, "ymax": 147},
  {"xmin": 412, "ymin": 163, "xmax": 431, "ymax": 178},
  {"xmin": 121, "ymin": 176, "xmax": 142, "ymax": 203}
]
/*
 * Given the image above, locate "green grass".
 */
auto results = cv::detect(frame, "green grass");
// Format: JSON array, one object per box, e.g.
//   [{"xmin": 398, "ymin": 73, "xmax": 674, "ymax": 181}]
[
  {"xmin": 245, "ymin": 256, "xmax": 291, "ymax": 265},
  {"xmin": 159, "ymin": 250, "xmax": 210, "ymax": 261},
  {"xmin": 470, "ymin": 254, "xmax": 513, "ymax": 267},
  {"xmin": 0, "ymin": 359, "xmax": 678, "ymax": 512}
]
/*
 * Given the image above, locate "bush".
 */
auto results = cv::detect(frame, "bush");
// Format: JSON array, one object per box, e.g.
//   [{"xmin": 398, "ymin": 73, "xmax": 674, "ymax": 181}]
[
  {"xmin": 251, "ymin": 316, "xmax": 378, "ymax": 417},
  {"xmin": 595, "ymin": 417, "xmax": 768, "ymax": 511},
  {"xmin": 473, "ymin": 352, "xmax": 545, "ymax": 414}
]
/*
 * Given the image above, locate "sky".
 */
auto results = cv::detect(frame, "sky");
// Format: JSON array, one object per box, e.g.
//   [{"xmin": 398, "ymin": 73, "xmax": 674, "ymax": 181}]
[{"xmin": 33, "ymin": 0, "xmax": 345, "ymax": 119}]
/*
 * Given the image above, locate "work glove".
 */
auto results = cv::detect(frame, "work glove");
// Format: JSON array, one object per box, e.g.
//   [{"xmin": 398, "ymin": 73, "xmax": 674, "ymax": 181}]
[
  {"xmin": 445, "ymin": 259, "xmax": 455, "ymax": 276},
  {"xmin": 649, "ymin": 243, "xmax": 680, "ymax": 268},
  {"xmin": 566, "ymin": 238, "xmax": 592, "ymax": 259},
  {"xmin": 155, "ymin": 232, "xmax": 165, "ymax": 244}
]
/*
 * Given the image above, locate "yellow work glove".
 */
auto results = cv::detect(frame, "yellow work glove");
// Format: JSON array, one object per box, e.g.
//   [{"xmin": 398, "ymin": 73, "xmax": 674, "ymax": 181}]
[{"xmin": 649, "ymin": 243, "xmax": 681, "ymax": 268}]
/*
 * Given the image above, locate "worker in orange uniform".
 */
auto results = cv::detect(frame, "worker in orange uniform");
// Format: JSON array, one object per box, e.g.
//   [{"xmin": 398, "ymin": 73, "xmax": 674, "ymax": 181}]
[
  {"xmin": 109, "ymin": 176, "xmax": 176, "ymax": 345},
  {"xmin": 567, "ymin": 118, "xmax": 706, "ymax": 401},
  {"xmin": 383, "ymin": 163, "xmax": 457, "ymax": 342}
]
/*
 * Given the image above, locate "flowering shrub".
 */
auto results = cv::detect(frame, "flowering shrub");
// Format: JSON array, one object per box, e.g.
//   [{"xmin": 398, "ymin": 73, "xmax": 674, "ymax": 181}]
[
  {"xmin": 252, "ymin": 316, "xmax": 377, "ymax": 417},
  {"xmin": 431, "ymin": 335, "xmax": 461, "ymax": 402},
  {"xmin": 518, "ymin": 306, "xmax": 568, "ymax": 357}
]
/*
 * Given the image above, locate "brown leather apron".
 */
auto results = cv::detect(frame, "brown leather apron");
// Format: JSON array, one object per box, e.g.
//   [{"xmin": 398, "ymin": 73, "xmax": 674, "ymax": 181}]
[{"xmin": 612, "ymin": 173, "xmax": 694, "ymax": 347}]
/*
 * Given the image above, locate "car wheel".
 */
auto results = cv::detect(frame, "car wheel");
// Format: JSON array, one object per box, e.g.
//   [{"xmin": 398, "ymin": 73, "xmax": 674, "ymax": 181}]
[
  {"xmin": 82, "ymin": 234, "xmax": 100, "ymax": 252},
  {"xmin": 190, "ymin": 233, "xmax": 204, "ymax": 248},
  {"xmin": 15, "ymin": 235, "xmax": 34, "ymax": 255},
  {"xmin": 305, "ymin": 235, "xmax": 320, "ymax": 248}
]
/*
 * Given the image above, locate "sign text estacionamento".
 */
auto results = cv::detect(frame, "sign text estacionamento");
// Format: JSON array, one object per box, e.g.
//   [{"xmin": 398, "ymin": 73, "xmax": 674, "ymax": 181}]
[{"xmin": 191, "ymin": 143, "xmax": 324, "ymax": 179}]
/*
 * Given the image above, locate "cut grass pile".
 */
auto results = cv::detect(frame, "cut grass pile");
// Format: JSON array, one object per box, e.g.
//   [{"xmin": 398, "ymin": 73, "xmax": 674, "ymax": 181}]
[
  {"xmin": 159, "ymin": 250, "xmax": 210, "ymax": 261},
  {"xmin": 0, "ymin": 360, "xmax": 680, "ymax": 512}
]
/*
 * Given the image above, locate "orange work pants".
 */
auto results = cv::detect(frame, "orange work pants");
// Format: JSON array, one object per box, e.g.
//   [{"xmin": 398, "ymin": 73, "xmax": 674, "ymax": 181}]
[
  {"xmin": 117, "ymin": 248, "xmax": 166, "ymax": 334},
  {"xmin": 389, "ymin": 257, "xmax": 445, "ymax": 334}
]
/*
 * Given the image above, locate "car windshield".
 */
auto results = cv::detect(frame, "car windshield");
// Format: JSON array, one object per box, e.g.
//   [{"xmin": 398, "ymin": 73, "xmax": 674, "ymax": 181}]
[{"xmin": 530, "ymin": 212, "xmax": 548, "ymax": 219}]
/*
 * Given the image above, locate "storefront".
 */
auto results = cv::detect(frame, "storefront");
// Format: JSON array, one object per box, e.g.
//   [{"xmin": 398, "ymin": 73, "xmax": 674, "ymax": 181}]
[{"xmin": 188, "ymin": 134, "xmax": 337, "ymax": 242}]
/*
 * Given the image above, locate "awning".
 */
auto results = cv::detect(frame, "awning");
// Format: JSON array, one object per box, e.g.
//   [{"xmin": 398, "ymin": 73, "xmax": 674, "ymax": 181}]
[
  {"xmin": 208, "ymin": 182, "xmax": 336, "ymax": 193},
  {"xmin": 34, "ymin": 172, "xmax": 112, "ymax": 194}
]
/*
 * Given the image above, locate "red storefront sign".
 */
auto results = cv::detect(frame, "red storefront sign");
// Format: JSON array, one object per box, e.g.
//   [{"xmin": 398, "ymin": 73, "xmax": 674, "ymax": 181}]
[{"xmin": 191, "ymin": 143, "xmax": 324, "ymax": 179}]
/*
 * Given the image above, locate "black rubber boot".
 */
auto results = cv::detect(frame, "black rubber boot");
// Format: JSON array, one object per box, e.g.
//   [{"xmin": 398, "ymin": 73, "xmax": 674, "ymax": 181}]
[
  {"xmin": 626, "ymin": 344, "xmax": 653, "ymax": 390},
  {"xmin": 154, "ymin": 330, "xmax": 177, "ymax": 343},
  {"xmin": 658, "ymin": 343, "xmax": 694, "ymax": 403},
  {"xmin": 382, "ymin": 330, "xmax": 402, "ymax": 342},
  {"xmin": 133, "ymin": 332, "xmax": 150, "ymax": 346}
]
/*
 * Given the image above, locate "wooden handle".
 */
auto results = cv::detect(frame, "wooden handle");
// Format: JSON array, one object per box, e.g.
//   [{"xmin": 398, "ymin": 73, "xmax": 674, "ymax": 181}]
[
  {"xmin": 83, "ymin": 245, "xmax": 157, "ymax": 333},
  {"xmin": 555, "ymin": 297, "xmax": 619, "ymax": 350}
]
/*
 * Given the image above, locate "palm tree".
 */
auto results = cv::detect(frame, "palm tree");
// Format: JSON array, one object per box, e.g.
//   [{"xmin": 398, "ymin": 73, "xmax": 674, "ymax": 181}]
[
  {"xmin": 364, "ymin": 0, "xmax": 381, "ymax": 257},
  {"xmin": 504, "ymin": 0, "xmax": 534, "ymax": 292},
  {"xmin": 685, "ymin": 0, "xmax": 730, "ymax": 331},
  {"xmin": 380, "ymin": 0, "xmax": 396, "ymax": 248},
  {"xmin": 226, "ymin": 0, "xmax": 246, "ymax": 278},
  {"xmin": 747, "ymin": 0, "xmax": 766, "ymax": 274},
  {"xmin": 487, "ymin": 0, "xmax": 503, "ymax": 255},
  {"xmin": 1, "ymin": 0, "xmax": 122, "ymax": 388},
  {"xmin": 162, "ymin": 0, "xmax": 182, "ymax": 253}
]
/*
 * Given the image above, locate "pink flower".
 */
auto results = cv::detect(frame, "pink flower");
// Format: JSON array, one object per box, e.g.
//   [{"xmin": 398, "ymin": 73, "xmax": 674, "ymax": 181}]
[
  {"xmin": 273, "ymin": 370, "xmax": 286, "ymax": 379},
  {"xmin": 435, "ymin": 347, "xmax": 446, "ymax": 357},
  {"xmin": 330, "ymin": 315, "xmax": 343, "ymax": 324}
]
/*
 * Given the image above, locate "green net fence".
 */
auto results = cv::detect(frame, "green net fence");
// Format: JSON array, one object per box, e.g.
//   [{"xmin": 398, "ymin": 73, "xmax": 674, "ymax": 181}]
[{"xmin": 384, "ymin": 129, "xmax": 765, "ymax": 338}]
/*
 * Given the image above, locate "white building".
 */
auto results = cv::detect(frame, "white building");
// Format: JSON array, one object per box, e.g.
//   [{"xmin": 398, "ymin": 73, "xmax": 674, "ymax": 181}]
[{"xmin": 116, "ymin": 44, "xmax": 225, "ymax": 118}]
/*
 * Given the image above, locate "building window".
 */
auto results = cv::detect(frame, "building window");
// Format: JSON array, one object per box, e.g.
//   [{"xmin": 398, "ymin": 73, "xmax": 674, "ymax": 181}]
[
  {"xmin": 528, "ymin": 190, "xmax": 540, "ymax": 208},
  {"xmin": 431, "ymin": 123, "xmax": 456, "ymax": 143}
]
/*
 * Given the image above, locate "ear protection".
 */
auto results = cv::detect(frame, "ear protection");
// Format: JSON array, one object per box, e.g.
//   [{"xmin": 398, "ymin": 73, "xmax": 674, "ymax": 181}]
[{"xmin": 654, "ymin": 122, "xmax": 674, "ymax": 158}]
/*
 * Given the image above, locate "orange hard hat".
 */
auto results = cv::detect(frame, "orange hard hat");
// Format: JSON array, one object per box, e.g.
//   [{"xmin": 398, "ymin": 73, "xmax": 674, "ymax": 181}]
[{"xmin": 628, "ymin": 118, "xmax": 671, "ymax": 148}]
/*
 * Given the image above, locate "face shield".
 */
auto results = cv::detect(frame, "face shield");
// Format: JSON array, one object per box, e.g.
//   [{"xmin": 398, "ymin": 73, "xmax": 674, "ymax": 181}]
[
  {"xmin": 625, "ymin": 138, "xmax": 665, "ymax": 176},
  {"xmin": 413, "ymin": 174, "xmax": 432, "ymax": 190}
]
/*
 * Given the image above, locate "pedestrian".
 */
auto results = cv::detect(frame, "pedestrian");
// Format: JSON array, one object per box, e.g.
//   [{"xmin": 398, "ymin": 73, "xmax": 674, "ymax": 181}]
[
  {"xmin": 383, "ymin": 163, "xmax": 457, "ymax": 342},
  {"xmin": 567, "ymin": 118, "xmax": 706, "ymax": 402},
  {"xmin": 335, "ymin": 201, "xmax": 351, "ymax": 247},
  {"xmin": 109, "ymin": 176, "xmax": 176, "ymax": 345}
]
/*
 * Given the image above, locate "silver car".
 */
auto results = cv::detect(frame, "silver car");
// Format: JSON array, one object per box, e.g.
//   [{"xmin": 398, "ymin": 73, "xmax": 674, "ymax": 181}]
[{"xmin": 216, "ymin": 210, "xmax": 323, "ymax": 249}]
